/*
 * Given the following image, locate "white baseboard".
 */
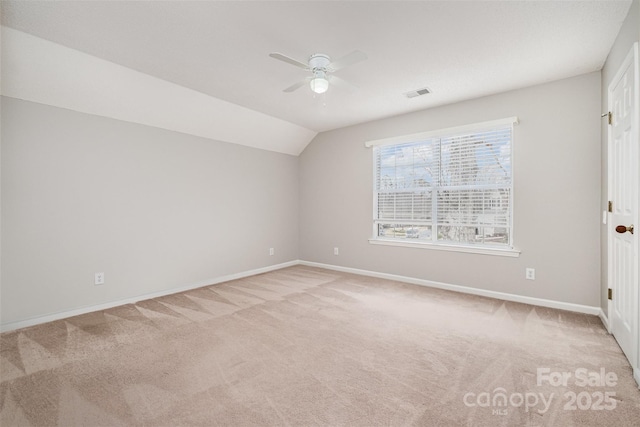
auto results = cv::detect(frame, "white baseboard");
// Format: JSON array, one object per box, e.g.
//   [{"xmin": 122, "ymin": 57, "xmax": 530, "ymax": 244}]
[
  {"xmin": 299, "ymin": 260, "xmax": 601, "ymax": 316},
  {"xmin": 635, "ymin": 368, "xmax": 640, "ymax": 389},
  {"xmin": 1, "ymin": 259, "xmax": 604, "ymax": 333},
  {"xmin": 0, "ymin": 260, "xmax": 298, "ymax": 333},
  {"xmin": 599, "ymin": 309, "xmax": 611, "ymax": 333}
]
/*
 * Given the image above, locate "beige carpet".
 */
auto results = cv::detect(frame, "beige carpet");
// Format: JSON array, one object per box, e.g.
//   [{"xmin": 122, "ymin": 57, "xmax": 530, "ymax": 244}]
[{"xmin": 1, "ymin": 265, "xmax": 639, "ymax": 426}]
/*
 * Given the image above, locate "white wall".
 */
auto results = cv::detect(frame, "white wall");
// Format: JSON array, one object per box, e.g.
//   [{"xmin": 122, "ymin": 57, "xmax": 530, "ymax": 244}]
[
  {"xmin": 601, "ymin": 0, "xmax": 639, "ymax": 316},
  {"xmin": 299, "ymin": 72, "xmax": 602, "ymax": 308},
  {"xmin": 1, "ymin": 96, "xmax": 299, "ymax": 326},
  {"xmin": 1, "ymin": 20, "xmax": 618, "ymax": 327}
]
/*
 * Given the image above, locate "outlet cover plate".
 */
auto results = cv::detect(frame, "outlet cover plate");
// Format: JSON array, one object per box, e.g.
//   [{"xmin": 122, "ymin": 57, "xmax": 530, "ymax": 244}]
[
  {"xmin": 95, "ymin": 272, "xmax": 105, "ymax": 285},
  {"xmin": 525, "ymin": 268, "xmax": 535, "ymax": 280}
]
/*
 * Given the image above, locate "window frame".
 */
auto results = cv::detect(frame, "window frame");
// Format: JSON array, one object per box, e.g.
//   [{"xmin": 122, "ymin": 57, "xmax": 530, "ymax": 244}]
[{"xmin": 366, "ymin": 117, "xmax": 520, "ymax": 257}]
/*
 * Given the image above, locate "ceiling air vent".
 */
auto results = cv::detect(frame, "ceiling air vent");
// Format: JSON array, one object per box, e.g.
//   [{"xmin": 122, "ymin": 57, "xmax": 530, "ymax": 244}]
[{"xmin": 405, "ymin": 87, "xmax": 431, "ymax": 98}]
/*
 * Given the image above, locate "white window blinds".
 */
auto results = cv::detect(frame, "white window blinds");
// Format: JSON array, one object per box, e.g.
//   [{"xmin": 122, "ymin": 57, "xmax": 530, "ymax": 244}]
[{"xmin": 373, "ymin": 119, "xmax": 514, "ymax": 248}]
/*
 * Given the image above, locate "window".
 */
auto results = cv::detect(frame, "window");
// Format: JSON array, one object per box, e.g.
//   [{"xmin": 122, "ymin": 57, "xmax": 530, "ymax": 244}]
[{"xmin": 369, "ymin": 118, "xmax": 517, "ymax": 252}]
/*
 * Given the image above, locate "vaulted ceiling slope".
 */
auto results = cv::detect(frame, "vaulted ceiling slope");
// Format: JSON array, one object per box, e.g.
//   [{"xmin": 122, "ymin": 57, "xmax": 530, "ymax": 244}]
[
  {"xmin": 0, "ymin": 1, "xmax": 632, "ymax": 155},
  {"xmin": 1, "ymin": 27, "xmax": 316, "ymax": 156}
]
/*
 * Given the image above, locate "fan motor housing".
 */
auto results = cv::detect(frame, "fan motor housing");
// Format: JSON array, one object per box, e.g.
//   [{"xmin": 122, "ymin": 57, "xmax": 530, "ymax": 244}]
[{"xmin": 309, "ymin": 54, "xmax": 331, "ymax": 71}]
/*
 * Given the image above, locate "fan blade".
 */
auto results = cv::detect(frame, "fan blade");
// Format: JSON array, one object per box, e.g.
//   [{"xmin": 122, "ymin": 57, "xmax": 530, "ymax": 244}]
[
  {"xmin": 328, "ymin": 75, "xmax": 358, "ymax": 92},
  {"xmin": 269, "ymin": 52, "xmax": 309, "ymax": 70},
  {"xmin": 283, "ymin": 79, "xmax": 309, "ymax": 93},
  {"xmin": 327, "ymin": 50, "xmax": 367, "ymax": 72}
]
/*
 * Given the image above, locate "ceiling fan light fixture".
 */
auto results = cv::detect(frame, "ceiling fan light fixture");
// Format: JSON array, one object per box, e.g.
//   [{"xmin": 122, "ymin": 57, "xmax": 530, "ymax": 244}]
[
  {"xmin": 310, "ymin": 77, "xmax": 329, "ymax": 94},
  {"xmin": 270, "ymin": 50, "xmax": 366, "ymax": 94}
]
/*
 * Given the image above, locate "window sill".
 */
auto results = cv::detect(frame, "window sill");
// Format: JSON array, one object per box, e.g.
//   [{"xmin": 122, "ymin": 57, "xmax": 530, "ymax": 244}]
[{"xmin": 368, "ymin": 238, "xmax": 521, "ymax": 257}]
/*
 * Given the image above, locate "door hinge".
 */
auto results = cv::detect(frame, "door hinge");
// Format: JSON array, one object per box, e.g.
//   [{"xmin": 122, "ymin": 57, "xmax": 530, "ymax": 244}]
[
  {"xmin": 608, "ymin": 288, "xmax": 613, "ymax": 300},
  {"xmin": 608, "ymin": 201, "xmax": 613, "ymax": 212}
]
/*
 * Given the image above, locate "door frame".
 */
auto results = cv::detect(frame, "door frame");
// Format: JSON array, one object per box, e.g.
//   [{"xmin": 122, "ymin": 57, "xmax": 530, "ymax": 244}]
[{"xmin": 607, "ymin": 41, "xmax": 640, "ymax": 387}]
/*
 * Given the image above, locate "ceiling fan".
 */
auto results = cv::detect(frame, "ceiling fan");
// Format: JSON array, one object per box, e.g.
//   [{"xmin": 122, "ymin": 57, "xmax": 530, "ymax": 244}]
[{"xmin": 269, "ymin": 50, "xmax": 367, "ymax": 94}]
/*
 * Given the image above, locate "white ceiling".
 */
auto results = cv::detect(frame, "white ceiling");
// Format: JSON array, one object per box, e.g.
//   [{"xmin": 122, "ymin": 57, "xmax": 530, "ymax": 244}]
[{"xmin": 0, "ymin": 1, "xmax": 633, "ymax": 138}]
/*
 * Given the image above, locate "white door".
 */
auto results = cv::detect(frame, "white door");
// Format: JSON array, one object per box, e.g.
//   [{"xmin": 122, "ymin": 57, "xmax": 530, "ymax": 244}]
[{"xmin": 608, "ymin": 42, "xmax": 639, "ymax": 376}]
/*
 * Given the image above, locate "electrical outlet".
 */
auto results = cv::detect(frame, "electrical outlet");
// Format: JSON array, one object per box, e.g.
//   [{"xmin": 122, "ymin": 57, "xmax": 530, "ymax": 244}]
[
  {"xmin": 269, "ymin": 248, "xmax": 274, "ymax": 256},
  {"xmin": 95, "ymin": 272, "xmax": 105, "ymax": 285},
  {"xmin": 334, "ymin": 247, "xmax": 339, "ymax": 255},
  {"xmin": 525, "ymin": 268, "xmax": 535, "ymax": 280}
]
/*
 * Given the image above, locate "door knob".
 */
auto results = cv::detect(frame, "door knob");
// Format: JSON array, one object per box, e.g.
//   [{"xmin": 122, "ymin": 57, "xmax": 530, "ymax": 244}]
[{"xmin": 615, "ymin": 224, "xmax": 634, "ymax": 234}]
